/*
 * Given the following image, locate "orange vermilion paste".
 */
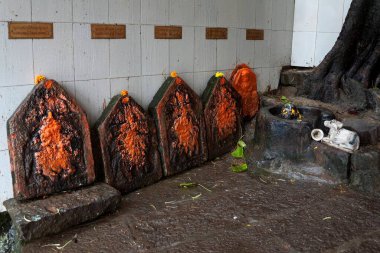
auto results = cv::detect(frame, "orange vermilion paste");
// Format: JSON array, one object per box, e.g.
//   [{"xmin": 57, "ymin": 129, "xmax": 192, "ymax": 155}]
[
  {"xmin": 117, "ymin": 105, "xmax": 148, "ymax": 167},
  {"xmin": 230, "ymin": 64, "xmax": 259, "ymax": 118},
  {"xmin": 215, "ymin": 86, "xmax": 237, "ymax": 139},
  {"xmin": 44, "ymin": 80, "xmax": 54, "ymax": 89},
  {"xmin": 35, "ymin": 111, "xmax": 74, "ymax": 180},
  {"xmin": 173, "ymin": 91, "xmax": 199, "ymax": 155}
]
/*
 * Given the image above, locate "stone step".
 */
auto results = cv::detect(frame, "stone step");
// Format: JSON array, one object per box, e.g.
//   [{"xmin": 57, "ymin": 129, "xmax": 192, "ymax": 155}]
[{"xmin": 3, "ymin": 183, "xmax": 121, "ymax": 242}]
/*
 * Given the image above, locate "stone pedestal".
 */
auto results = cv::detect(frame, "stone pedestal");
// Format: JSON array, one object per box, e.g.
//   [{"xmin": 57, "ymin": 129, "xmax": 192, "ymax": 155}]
[
  {"xmin": 149, "ymin": 76, "xmax": 207, "ymax": 176},
  {"xmin": 3, "ymin": 183, "xmax": 121, "ymax": 242},
  {"xmin": 95, "ymin": 92, "xmax": 162, "ymax": 194},
  {"xmin": 7, "ymin": 79, "xmax": 95, "ymax": 200},
  {"xmin": 202, "ymin": 75, "xmax": 242, "ymax": 160}
]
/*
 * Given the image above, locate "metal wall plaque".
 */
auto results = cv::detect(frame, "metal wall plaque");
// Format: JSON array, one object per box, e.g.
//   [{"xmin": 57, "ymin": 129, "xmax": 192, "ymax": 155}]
[
  {"xmin": 154, "ymin": 26, "xmax": 182, "ymax": 39},
  {"xmin": 8, "ymin": 22, "xmax": 53, "ymax": 39},
  {"xmin": 246, "ymin": 29, "xmax": 264, "ymax": 40},
  {"xmin": 206, "ymin": 28, "xmax": 228, "ymax": 40},
  {"xmin": 91, "ymin": 24, "xmax": 126, "ymax": 39}
]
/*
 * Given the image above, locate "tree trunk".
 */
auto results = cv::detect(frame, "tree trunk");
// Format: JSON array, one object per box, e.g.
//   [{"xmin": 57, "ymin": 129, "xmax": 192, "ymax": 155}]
[{"xmin": 300, "ymin": 0, "xmax": 380, "ymax": 110}]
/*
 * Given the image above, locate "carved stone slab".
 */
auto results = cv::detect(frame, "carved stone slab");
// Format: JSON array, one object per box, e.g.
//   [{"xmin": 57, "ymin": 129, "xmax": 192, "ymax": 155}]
[
  {"xmin": 230, "ymin": 64, "xmax": 260, "ymax": 119},
  {"xmin": 202, "ymin": 75, "xmax": 242, "ymax": 160},
  {"xmin": 95, "ymin": 93, "xmax": 162, "ymax": 194},
  {"xmin": 149, "ymin": 76, "xmax": 207, "ymax": 176},
  {"xmin": 7, "ymin": 80, "xmax": 95, "ymax": 200}
]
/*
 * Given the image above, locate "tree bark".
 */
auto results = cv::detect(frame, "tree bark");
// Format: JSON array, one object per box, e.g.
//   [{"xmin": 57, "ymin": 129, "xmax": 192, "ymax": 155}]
[{"xmin": 300, "ymin": 0, "xmax": 380, "ymax": 110}]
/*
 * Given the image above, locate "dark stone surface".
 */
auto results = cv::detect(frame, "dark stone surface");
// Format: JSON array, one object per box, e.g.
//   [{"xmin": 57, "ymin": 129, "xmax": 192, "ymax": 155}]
[
  {"xmin": 22, "ymin": 155, "xmax": 380, "ymax": 253},
  {"xmin": 202, "ymin": 75, "xmax": 242, "ymax": 160},
  {"xmin": 95, "ymin": 93, "xmax": 162, "ymax": 194},
  {"xmin": 343, "ymin": 118, "xmax": 379, "ymax": 145},
  {"xmin": 312, "ymin": 141, "xmax": 350, "ymax": 181},
  {"xmin": 252, "ymin": 105, "xmax": 335, "ymax": 161},
  {"xmin": 280, "ymin": 68, "xmax": 313, "ymax": 88},
  {"xmin": 149, "ymin": 76, "xmax": 207, "ymax": 176},
  {"xmin": 350, "ymin": 145, "xmax": 380, "ymax": 193},
  {"xmin": 7, "ymin": 79, "xmax": 95, "ymax": 201},
  {"xmin": 367, "ymin": 88, "xmax": 380, "ymax": 114},
  {"xmin": 3, "ymin": 183, "xmax": 121, "ymax": 242}
]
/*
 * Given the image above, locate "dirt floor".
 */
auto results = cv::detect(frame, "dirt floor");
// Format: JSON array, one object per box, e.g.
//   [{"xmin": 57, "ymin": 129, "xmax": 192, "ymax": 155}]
[{"xmin": 22, "ymin": 155, "xmax": 380, "ymax": 253}]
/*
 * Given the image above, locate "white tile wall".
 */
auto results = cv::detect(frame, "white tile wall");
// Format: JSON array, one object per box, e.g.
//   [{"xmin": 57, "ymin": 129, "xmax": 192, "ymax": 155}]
[
  {"xmin": 0, "ymin": 151, "xmax": 12, "ymax": 212},
  {"xmin": 33, "ymin": 23, "xmax": 74, "ymax": 82},
  {"xmin": 73, "ymin": 0, "xmax": 109, "ymax": 23},
  {"xmin": 0, "ymin": 0, "xmax": 32, "ymax": 21},
  {"xmin": 291, "ymin": 0, "xmax": 352, "ymax": 67},
  {"xmin": 194, "ymin": 0, "xmax": 217, "ymax": 27},
  {"xmin": 141, "ymin": 25, "xmax": 169, "ymax": 75},
  {"xmin": 314, "ymin": 32, "xmax": 339, "ymax": 65},
  {"xmin": 317, "ymin": 0, "xmax": 344, "ymax": 33},
  {"xmin": 32, "ymin": 0, "xmax": 73, "ymax": 22},
  {"xmin": 236, "ymin": 29, "xmax": 254, "ymax": 67},
  {"xmin": 0, "ymin": 0, "xmax": 296, "ymax": 210},
  {"xmin": 73, "ymin": 23, "xmax": 110, "ymax": 80},
  {"xmin": 109, "ymin": 0, "xmax": 141, "ymax": 24},
  {"xmin": 194, "ymin": 27, "xmax": 216, "ymax": 72},
  {"xmin": 217, "ymin": 28, "xmax": 237, "ymax": 70},
  {"xmin": 75, "ymin": 79, "xmax": 110, "ymax": 125},
  {"xmin": 169, "ymin": 26, "xmax": 194, "ymax": 73},
  {"xmin": 0, "ymin": 23, "xmax": 34, "ymax": 87},
  {"xmin": 169, "ymin": 0, "xmax": 194, "ymax": 26},
  {"xmin": 110, "ymin": 24, "xmax": 141, "ymax": 78},
  {"xmin": 141, "ymin": 0, "xmax": 169, "ymax": 25}
]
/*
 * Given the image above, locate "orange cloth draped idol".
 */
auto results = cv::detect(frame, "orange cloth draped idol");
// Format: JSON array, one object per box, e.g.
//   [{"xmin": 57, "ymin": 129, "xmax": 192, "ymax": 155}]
[{"xmin": 230, "ymin": 64, "xmax": 260, "ymax": 119}]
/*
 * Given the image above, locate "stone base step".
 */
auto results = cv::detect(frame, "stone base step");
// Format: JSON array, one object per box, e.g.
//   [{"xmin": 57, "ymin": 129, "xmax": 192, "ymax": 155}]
[{"xmin": 3, "ymin": 183, "xmax": 121, "ymax": 243}]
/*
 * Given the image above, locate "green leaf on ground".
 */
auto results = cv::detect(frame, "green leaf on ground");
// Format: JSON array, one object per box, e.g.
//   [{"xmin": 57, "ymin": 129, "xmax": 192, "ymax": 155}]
[
  {"xmin": 179, "ymin": 182, "xmax": 198, "ymax": 188},
  {"xmin": 237, "ymin": 140, "xmax": 246, "ymax": 148},
  {"xmin": 231, "ymin": 146, "xmax": 244, "ymax": 158},
  {"xmin": 231, "ymin": 163, "xmax": 248, "ymax": 173},
  {"xmin": 281, "ymin": 96, "xmax": 291, "ymax": 104}
]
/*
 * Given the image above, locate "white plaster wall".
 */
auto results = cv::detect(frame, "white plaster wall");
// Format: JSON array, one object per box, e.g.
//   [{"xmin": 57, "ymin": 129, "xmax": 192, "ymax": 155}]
[
  {"xmin": 291, "ymin": 0, "xmax": 352, "ymax": 67},
  {"xmin": 0, "ymin": 0, "xmax": 294, "ymax": 211}
]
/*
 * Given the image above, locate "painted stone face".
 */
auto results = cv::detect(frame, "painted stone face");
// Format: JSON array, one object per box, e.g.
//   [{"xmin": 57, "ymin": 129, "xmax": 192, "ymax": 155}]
[
  {"xmin": 95, "ymin": 93, "xmax": 162, "ymax": 193},
  {"xmin": 202, "ymin": 75, "xmax": 242, "ymax": 160},
  {"xmin": 149, "ymin": 76, "xmax": 207, "ymax": 176},
  {"xmin": 230, "ymin": 64, "xmax": 259, "ymax": 119},
  {"xmin": 7, "ymin": 80, "xmax": 94, "ymax": 200}
]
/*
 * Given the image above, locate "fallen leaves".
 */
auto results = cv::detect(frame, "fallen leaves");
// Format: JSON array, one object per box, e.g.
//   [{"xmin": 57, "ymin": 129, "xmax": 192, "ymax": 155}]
[{"xmin": 231, "ymin": 163, "xmax": 248, "ymax": 173}]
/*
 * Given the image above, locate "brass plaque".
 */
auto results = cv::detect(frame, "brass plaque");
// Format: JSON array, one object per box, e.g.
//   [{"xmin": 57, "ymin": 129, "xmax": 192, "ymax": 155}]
[
  {"xmin": 206, "ymin": 28, "xmax": 228, "ymax": 40},
  {"xmin": 154, "ymin": 26, "xmax": 182, "ymax": 39},
  {"xmin": 91, "ymin": 24, "xmax": 126, "ymax": 39},
  {"xmin": 246, "ymin": 29, "xmax": 264, "ymax": 40},
  {"xmin": 8, "ymin": 22, "xmax": 53, "ymax": 39}
]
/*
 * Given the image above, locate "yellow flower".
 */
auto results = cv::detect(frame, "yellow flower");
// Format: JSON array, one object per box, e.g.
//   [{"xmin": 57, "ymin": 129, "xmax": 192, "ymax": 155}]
[
  {"xmin": 34, "ymin": 75, "xmax": 46, "ymax": 85},
  {"xmin": 215, "ymin": 72, "xmax": 224, "ymax": 78},
  {"xmin": 170, "ymin": 71, "xmax": 177, "ymax": 78},
  {"xmin": 120, "ymin": 90, "xmax": 128, "ymax": 96}
]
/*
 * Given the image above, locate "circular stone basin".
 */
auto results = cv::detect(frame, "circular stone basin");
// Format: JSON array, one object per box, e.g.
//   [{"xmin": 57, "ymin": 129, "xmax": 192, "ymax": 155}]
[{"xmin": 252, "ymin": 105, "xmax": 335, "ymax": 161}]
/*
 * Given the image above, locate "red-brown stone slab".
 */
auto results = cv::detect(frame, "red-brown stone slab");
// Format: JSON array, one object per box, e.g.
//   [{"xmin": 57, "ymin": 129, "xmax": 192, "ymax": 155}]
[
  {"xmin": 7, "ymin": 79, "xmax": 95, "ymax": 200},
  {"xmin": 202, "ymin": 75, "xmax": 242, "ymax": 160},
  {"xmin": 149, "ymin": 76, "xmax": 207, "ymax": 176},
  {"xmin": 230, "ymin": 64, "xmax": 260, "ymax": 119},
  {"xmin": 95, "ymin": 92, "xmax": 162, "ymax": 194}
]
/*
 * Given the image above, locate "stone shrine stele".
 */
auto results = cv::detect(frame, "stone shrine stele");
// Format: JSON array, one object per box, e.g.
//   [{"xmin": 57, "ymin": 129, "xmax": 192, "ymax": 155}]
[
  {"xmin": 230, "ymin": 64, "xmax": 259, "ymax": 119},
  {"xmin": 202, "ymin": 73, "xmax": 242, "ymax": 160},
  {"xmin": 7, "ymin": 79, "xmax": 95, "ymax": 200},
  {"xmin": 149, "ymin": 74, "xmax": 207, "ymax": 176},
  {"xmin": 95, "ymin": 91, "xmax": 162, "ymax": 193}
]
